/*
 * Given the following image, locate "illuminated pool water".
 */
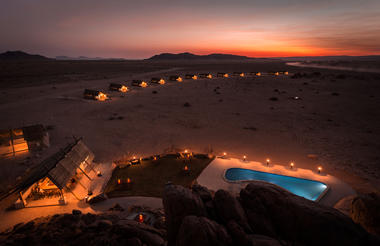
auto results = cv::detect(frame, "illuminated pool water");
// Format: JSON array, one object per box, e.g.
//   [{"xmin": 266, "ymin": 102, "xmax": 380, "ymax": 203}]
[{"xmin": 225, "ymin": 168, "xmax": 328, "ymax": 201}]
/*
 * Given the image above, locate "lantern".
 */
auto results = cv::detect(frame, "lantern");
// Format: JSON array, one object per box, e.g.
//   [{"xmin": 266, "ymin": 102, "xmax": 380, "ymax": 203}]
[
  {"xmin": 117, "ymin": 179, "xmax": 121, "ymax": 185},
  {"xmin": 266, "ymin": 158, "xmax": 270, "ymax": 166},
  {"xmin": 127, "ymin": 178, "xmax": 131, "ymax": 184},
  {"xmin": 138, "ymin": 214, "xmax": 144, "ymax": 223},
  {"xmin": 290, "ymin": 162, "xmax": 294, "ymax": 169},
  {"xmin": 318, "ymin": 166, "xmax": 322, "ymax": 174}
]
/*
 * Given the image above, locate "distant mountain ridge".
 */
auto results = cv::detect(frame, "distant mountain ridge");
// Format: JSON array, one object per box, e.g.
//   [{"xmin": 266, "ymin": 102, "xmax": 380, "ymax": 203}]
[
  {"xmin": 0, "ymin": 51, "xmax": 51, "ymax": 61},
  {"xmin": 147, "ymin": 52, "xmax": 253, "ymax": 60}
]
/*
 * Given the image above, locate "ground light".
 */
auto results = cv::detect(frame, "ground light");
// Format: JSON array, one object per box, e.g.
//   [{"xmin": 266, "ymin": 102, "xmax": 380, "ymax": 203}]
[
  {"xmin": 290, "ymin": 162, "xmax": 294, "ymax": 169},
  {"xmin": 138, "ymin": 214, "xmax": 144, "ymax": 223},
  {"xmin": 266, "ymin": 158, "xmax": 270, "ymax": 166},
  {"xmin": 243, "ymin": 155, "xmax": 247, "ymax": 161},
  {"xmin": 318, "ymin": 166, "xmax": 322, "ymax": 174}
]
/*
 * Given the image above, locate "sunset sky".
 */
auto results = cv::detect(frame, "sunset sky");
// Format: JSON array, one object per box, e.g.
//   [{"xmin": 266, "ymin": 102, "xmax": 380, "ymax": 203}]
[{"xmin": 1, "ymin": 0, "xmax": 379, "ymax": 58}]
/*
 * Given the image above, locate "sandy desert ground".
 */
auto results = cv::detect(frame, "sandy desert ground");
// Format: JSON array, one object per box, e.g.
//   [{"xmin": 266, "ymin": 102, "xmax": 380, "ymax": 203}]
[{"xmin": 1, "ymin": 59, "xmax": 380, "ymax": 203}]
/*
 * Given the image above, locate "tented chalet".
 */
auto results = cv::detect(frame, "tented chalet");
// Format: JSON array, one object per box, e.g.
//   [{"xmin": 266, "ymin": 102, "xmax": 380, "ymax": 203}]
[
  {"xmin": 83, "ymin": 89, "xmax": 108, "ymax": 101},
  {"xmin": 269, "ymin": 71, "xmax": 280, "ymax": 76},
  {"xmin": 150, "ymin": 78, "xmax": 166, "ymax": 84},
  {"xmin": 233, "ymin": 72, "xmax": 245, "ymax": 77},
  {"xmin": 7, "ymin": 139, "xmax": 96, "ymax": 209},
  {"xmin": 217, "ymin": 72, "xmax": 229, "ymax": 78},
  {"xmin": 132, "ymin": 80, "xmax": 148, "ymax": 87},
  {"xmin": 109, "ymin": 83, "xmax": 129, "ymax": 92},
  {"xmin": 169, "ymin": 75, "xmax": 183, "ymax": 82},
  {"xmin": 185, "ymin": 74, "xmax": 198, "ymax": 80},
  {"xmin": 279, "ymin": 71, "xmax": 289, "ymax": 75},
  {"xmin": 249, "ymin": 72, "xmax": 261, "ymax": 76},
  {"xmin": 199, "ymin": 73, "xmax": 212, "ymax": 79},
  {"xmin": 0, "ymin": 125, "xmax": 49, "ymax": 157}
]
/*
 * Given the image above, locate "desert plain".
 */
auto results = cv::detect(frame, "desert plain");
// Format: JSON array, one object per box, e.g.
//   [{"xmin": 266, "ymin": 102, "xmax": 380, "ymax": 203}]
[{"xmin": 1, "ymin": 58, "xmax": 380, "ymax": 204}]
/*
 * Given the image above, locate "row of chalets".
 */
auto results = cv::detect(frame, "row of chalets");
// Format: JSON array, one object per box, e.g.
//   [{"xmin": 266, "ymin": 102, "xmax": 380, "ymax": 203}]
[{"xmin": 84, "ymin": 71, "xmax": 289, "ymax": 101}]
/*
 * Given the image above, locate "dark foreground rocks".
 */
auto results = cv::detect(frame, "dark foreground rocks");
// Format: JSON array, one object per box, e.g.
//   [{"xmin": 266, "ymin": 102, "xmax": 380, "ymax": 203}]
[
  {"xmin": 351, "ymin": 192, "xmax": 380, "ymax": 236},
  {"xmin": 0, "ymin": 210, "xmax": 165, "ymax": 246},
  {"xmin": 163, "ymin": 182, "xmax": 380, "ymax": 246},
  {"xmin": 1, "ymin": 182, "xmax": 379, "ymax": 246}
]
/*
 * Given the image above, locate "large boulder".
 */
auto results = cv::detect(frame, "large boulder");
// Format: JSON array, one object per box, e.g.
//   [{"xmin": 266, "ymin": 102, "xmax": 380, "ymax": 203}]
[
  {"xmin": 240, "ymin": 181, "xmax": 376, "ymax": 246},
  {"xmin": 351, "ymin": 192, "xmax": 380, "ymax": 236},
  {"xmin": 176, "ymin": 215, "xmax": 232, "ymax": 246},
  {"xmin": 163, "ymin": 184, "xmax": 207, "ymax": 245},
  {"xmin": 213, "ymin": 189, "xmax": 252, "ymax": 233},
  {"xmin": 0, "ymin": 212, "xmax": 165, "ymax": 246},
  {"xmin": 192, "ymin": 184, "xmax": 213, "ymax": 203}
]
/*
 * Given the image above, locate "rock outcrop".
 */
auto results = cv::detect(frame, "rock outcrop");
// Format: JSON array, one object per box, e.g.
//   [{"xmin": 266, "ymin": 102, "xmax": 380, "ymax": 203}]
[
  {"xmin": 162, "ymin": 184, "xmax": 207, "ymax": 245},
  {"xmin": 2, "ymin": 182, "xmax": 380, "ymax": 246},
  {"xmin": 351, "ymin": 192, "xmax": 380, "ymax": 236},
  {"xmin": 0, "ymin": 210, "xmax": 165, "ymax": 246},
  {"xmin": 163, "ymin": 182, "xmax": 379, "ymax": 246}
]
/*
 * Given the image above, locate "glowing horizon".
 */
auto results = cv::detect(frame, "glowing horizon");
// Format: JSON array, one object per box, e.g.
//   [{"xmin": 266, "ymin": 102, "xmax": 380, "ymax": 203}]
[{"xmin": 1, "ymin": 0, "xmax": 379, "ymax": 59}]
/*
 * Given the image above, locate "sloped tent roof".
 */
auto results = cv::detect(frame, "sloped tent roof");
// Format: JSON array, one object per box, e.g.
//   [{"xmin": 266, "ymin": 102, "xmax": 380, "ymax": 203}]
[
  {"xmin": 22, "ymin": 124, "xmax": 46, "ymax": 142},
  {"xmin": 0, "ymin": 139, "xmax": 94, "ymax": 200}
]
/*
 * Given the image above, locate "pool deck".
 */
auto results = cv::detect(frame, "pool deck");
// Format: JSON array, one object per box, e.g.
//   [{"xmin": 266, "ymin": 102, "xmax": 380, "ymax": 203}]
[{"xmin": 197, "ymin": 157, "xmax": 356, "ymax": 206}]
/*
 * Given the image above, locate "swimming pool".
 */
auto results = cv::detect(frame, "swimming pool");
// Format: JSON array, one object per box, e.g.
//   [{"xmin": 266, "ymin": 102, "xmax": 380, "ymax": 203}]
[{"xmin": 225, "ymin": 168, "xmax": 328, "ymax": 201}]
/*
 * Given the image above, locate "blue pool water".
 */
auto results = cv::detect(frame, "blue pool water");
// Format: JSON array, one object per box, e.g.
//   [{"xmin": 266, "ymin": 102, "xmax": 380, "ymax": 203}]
[{"xmin": 225, "ymin": 168, "xmax": 328, "ymax": 201}]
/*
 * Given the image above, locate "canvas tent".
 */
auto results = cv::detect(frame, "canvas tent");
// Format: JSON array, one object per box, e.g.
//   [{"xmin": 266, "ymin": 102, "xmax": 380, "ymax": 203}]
[
  {"xmin": 150, "ymin": 78, "xmax": 165, "ymax": 84},
  {"xmin": 109, "ymin": 83, "xmax": 129, "ymax": 92},
  {"xmin": 0, "ymin": 125, "xmax": 49, "ymax": 157},
  {"xmin": 2, "ymin": 139, "xmax": 95, "ymax": 208}
]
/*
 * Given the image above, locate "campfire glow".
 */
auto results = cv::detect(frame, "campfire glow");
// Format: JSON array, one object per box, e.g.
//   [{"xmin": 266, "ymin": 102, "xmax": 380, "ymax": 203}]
[
  {"xmin": 159, "ymin": 79, "xmax": 165, "ymax": 84},
  {"xmin": 207, "ymin": 74, "xmax": 212, "ymax": 79},
  {"xmin": 256, "ymin": 72, "xmax": 261, "ymax": 76},
  {"xmin": 138, "ymin": 214, "xmax": 144, "ymax": 223},
  {"xmin": 177, "ymin": 77, "xmax": 183, "ymax": 82}
]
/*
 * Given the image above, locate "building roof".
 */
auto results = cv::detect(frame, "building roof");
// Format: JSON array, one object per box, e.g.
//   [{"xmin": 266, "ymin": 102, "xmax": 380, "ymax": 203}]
[
  {"xmin": 22, "ymin": 124, "xmax": 46, "ymax": 142},
  {"xmin": 0, "ymin": 139, "xmax": 94, "ymax": 200}
]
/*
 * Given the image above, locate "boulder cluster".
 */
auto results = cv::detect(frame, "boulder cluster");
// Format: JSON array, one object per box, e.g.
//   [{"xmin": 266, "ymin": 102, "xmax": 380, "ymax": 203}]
[
  {"xmin": 0, "ymin": 208, "xmax": 166, "ymax": 246},
  {"xmin": 163, "ymin": 182, "xmax": 380, "ymax": 246},
  {"xmin": 1, "ymin": 181, "xmax": 380, "ymax": 246}
]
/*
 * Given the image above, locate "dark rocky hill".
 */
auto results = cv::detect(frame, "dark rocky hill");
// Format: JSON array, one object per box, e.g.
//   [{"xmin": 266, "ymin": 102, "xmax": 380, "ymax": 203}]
[
  {"xmin": 0, "ymin": 51, "xmax": 51, "ymax": 61},
  {"xmin": 147, "ymin": 52, "xmax": 252, "ymax": 60}
]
